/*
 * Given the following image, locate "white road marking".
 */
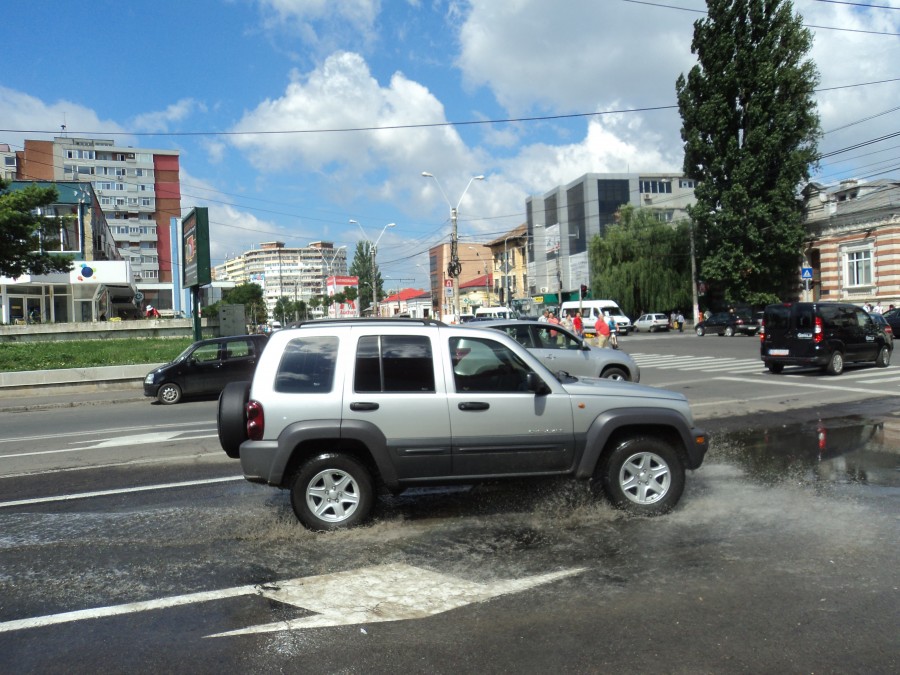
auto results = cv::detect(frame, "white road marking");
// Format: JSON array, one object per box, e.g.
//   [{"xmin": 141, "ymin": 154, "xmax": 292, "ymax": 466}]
[
  {"xmin": 209, "ymin": 563, "xmax": 584, "ymax": 638},
  {"xmin": 1, "ymin": 433, "xmax": 218, "ymax": 459},
  {"xmin": 0, "ymin": 563, "xmax": 585, "ymax": 636},
  {"xmin": 713, "ymin": 376, "xmax": 879, "ymax": 395},
  {"xmin": 0, "ymin": 451, "xmax": 230, "ymax": 479},
  {"xmin": 0, "ymin": 422, "xmax": 213, "ymax": 446},
  {"xmin": 0, "ymin": 475, "xmax": 243, "ymax": 509}
]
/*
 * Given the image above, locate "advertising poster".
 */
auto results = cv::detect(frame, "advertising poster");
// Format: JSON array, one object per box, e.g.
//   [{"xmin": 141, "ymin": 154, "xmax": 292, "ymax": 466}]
[{"xmin": 326, "ymin": 275, "xmax": 360, "ymax": 318}]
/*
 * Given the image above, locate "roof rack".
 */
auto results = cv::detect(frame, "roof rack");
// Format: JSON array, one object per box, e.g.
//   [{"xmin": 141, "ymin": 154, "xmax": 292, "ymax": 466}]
[{"xmin": 287, "ymin": 317, "xmax": 447, "ymax": 328}]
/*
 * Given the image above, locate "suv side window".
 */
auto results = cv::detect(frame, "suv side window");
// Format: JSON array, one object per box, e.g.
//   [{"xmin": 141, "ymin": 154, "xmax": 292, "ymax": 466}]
[
  {"xmin": 354, "ymin": 335, "xmax": 436, "ymax": 393},
  {"xmin": 275, "ymin": 336, "xmax": 338, "ymax": 393},
  {"xmin": 450, "ymin": 336, "xmax": 531, "ymax": 393}
]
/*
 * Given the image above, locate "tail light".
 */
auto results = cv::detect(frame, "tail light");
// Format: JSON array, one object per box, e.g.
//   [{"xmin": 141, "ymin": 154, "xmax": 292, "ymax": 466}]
[
  {"xmin": 246, "ymin": 400, "xmax": 264, "ymax": 440},
  {"xmin": 759, "ymin": 318, "xmax": 765, "ymax": 340},
  {"xmin": 814, "ymin": 316, "xmax": 824, "ymax": 343}
]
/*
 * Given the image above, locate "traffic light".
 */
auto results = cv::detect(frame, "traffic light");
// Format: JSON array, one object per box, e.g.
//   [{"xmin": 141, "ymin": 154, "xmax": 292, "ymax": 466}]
[{"xmin": 580, "ymin": 284, "xmax": 588, "ymax": 299}]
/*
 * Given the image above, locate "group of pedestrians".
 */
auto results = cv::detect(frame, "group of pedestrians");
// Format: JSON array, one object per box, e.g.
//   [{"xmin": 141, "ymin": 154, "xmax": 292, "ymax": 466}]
[{"xmin": 541, "ymin": 308, "xmax": 616, "ymax": 348}]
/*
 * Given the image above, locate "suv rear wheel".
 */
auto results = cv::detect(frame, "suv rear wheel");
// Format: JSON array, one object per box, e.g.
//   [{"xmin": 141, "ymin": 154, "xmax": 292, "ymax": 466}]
[
  {"xmin": 291, "ymin": 453, "xmax": 374, "ymax": 531},
  {"xmin": 596, "ymin": 437, "xmax": 685, "ymax": 516},
  {"xmin": 825, "ymin": 350, "xmax": 844, "ymax": 375}
]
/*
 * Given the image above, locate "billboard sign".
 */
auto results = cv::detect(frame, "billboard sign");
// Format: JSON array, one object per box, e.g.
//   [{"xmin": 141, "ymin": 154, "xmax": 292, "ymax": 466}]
[
  {"xmin": 182, "ymin": 207, "xmax": 211, "ymax": 288},
  {"xmin": 326, "ymin": 275, "xmax": 360, "ymax": 318}
]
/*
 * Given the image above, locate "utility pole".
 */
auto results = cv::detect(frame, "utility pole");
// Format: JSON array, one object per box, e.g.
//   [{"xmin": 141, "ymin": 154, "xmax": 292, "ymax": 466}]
[{"xmin": 422, "ymin": 172, "xmax": 484, "ymax": 322}]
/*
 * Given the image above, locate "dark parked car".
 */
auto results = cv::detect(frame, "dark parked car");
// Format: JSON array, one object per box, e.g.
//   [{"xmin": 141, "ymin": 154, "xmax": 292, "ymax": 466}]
[
  {"xmin": 870, "ymin": 312, "xmax": 894, "ymax": 349},
  {"xmin": 144, "ymin": 334, "xmax": 268, "ymax": 404},
  {"xmin": 695, "ymin": 311, "xmax": 757, "ymax": 337},
  {"xmin": 882, "ymin": 308, "xmax": 900, "ymax": 335},
  {"xmin": 760, "ymin": 302, "xmax": 891, "ymax": 375}
]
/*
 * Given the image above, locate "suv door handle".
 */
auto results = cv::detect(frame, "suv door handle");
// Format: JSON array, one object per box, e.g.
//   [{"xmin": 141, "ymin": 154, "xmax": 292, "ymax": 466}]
[
  {"xmin": 458, "ymin": 402, "xmax": 490, "ymax": 411},
  {"xmin": 350, "ymin": 402, "xmax": 379, "ymax": 411}
]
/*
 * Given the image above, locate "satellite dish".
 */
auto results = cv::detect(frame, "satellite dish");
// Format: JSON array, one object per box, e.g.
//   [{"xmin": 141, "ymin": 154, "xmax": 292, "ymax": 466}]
[{"xmin": 819, "ymin": 193, "xmax": 828, "ymax": 203}]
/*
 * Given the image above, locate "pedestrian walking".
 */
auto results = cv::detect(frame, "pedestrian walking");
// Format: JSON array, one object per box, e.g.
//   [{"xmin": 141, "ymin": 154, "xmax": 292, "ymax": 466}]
[
  {"xmin": 573, "ymin": 311, "xmax": 583, "ymax": 337},
  {"xmin": 676, "ymin": 311, "xmax": 684, "ymax": 333}
]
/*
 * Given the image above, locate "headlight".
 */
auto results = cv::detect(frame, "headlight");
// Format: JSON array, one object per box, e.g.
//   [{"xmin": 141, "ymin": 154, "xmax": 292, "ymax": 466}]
[{"xmin": 144, "ymin": 373, "xmax": 155, "ymax": 384}]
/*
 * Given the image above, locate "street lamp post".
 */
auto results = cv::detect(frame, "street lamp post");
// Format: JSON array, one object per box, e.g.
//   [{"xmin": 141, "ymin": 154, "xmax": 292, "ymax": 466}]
[
  {"xmin": 351, "ymin": 220, "xmax": 395, "ymax": 316},
  {"xmin": 422, "ymin": 172, "xmax": 484, "ymax": 322},
  {"xmin": 317, "ymin": 245, "xmax": 346, "ymax": 318}
]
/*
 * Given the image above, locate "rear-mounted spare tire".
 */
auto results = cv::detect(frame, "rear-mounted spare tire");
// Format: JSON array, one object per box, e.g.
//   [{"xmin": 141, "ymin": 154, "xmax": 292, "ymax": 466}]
[{"xmin": 218, "ymin": 381, "xmax": 250, "ymax": 459}]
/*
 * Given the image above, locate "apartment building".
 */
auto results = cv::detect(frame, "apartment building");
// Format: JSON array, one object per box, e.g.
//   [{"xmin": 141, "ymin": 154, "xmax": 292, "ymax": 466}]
[
  {"xmin": 213, "ymin": 241, "xmax": 348, "ymax": 319},
  {"xmin": 526, "ymin": 172, "xmax": 696, "ymax": 303},
  {"xmin": 17, "ymin": 136, "xmax": 180, "ymax": 311}
]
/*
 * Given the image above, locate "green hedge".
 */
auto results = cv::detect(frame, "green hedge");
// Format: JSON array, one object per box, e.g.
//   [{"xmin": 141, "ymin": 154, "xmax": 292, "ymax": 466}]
[{"xmin": 0, "ymin": 337, "xmax": 194, "ymax": 372}]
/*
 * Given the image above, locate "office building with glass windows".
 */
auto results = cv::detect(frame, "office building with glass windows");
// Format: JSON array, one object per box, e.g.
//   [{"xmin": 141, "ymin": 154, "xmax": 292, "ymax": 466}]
[{"xmin": 525, "ymin": 172, "xmax": 697, "ymax": 303}]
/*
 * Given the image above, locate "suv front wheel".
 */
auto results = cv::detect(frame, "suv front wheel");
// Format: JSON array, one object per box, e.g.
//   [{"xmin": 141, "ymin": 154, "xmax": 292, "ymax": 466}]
[
  {"xmin": 291, "ymin": 453, "xmax": 374, "ymax": 531},
  {"xmin": 596, "ymin": 437, "xmax": 685, "ymax": 516}
]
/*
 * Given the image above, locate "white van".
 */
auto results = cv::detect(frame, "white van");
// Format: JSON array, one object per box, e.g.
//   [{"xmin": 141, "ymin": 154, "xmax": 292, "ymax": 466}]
[
  {"xmin": 473, "ymin": 306, "xmax": 517, "ymax": 320},
  {"xmin": 560, "ymin": 300, "xmax": 632, "ymax": 335}
]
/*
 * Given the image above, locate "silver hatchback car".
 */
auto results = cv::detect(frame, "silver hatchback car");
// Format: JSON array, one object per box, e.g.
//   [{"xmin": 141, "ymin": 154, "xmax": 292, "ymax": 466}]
[
  {"xmin": 477, "ymin": 320, "xmax": 640, "ymax": 381},
  {"xmin": 634, "ymin": 313, "xmax": 670, "ymax": 332}
]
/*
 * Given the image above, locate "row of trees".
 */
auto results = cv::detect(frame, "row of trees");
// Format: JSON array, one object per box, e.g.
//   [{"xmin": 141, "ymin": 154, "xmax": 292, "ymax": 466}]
[
  {"xmin": 591, "ymin": 0, "xmax": 820, "ymax": 315},
  {"xmin": 204, "ymin": 282, "xmax": 361, "ymax": 325}
]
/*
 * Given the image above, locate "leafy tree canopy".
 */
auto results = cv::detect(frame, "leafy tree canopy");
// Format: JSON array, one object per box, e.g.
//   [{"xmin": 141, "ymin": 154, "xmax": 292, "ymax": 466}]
[
  {"xmin": 349, "ymin": 240, "xmax": 385, "ymax": 313},
  {"xmin": 676, "ymin": 0, "xmax": 821, "ymax": 307},
  {"xmin": 0, "ymin": 179, "xmax": 75, "ymax": 278},
  {"xmin": 589, "ymin": 206, "xmax": 693, "ymax": 317}
]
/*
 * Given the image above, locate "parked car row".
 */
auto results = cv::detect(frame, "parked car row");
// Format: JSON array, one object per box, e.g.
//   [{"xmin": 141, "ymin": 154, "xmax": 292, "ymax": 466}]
[{"xmin": 144, "ymin": 300, "xmax": 894, "ymax": 405}]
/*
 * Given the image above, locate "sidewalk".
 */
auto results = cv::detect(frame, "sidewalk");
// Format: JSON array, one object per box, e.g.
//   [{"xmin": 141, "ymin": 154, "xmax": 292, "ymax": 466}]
[{"xmin": 0, "ymin": 364, "xmax": 160, "ymax": 413}]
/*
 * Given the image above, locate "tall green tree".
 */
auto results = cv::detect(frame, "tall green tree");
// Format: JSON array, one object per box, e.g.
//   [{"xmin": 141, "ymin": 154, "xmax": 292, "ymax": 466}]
[
  {"xmin": 224, "ymin": 282, "xmax": 266, "ymax": 324},
  {"xmin": 0, "ymin": 178, "xmax": 75, "ymax": 278},
  {"xmin": 676, "ymin": 0, "xmax": 820, "ymax": 306},
  {"xmin": 589, "ymin": 206, "xmax": 692, "ymax": 317},
  {"xmin": 349, "ymin": 240, "xmax": 384, "ymax": 314}
]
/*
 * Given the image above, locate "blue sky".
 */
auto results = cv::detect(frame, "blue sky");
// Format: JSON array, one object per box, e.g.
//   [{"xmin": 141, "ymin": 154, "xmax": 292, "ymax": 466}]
[{"xmin": 2, "ymin": 0, "xmax": 899, "ymax": 289}]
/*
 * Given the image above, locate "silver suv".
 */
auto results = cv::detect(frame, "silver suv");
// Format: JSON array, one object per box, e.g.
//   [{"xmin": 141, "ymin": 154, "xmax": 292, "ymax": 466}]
[{"xmin": 218, "ymin": 318, "xmax": 707, "ymax": 530}]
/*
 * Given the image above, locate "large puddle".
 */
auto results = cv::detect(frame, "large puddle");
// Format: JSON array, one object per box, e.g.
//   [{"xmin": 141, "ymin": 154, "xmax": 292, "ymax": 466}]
[{"xmin": 714, "ymin": 412, "xmax": 900, "ymax": 489}]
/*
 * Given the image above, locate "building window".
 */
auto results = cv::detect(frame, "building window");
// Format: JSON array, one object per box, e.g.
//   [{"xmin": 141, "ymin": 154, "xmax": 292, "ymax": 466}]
[
  {"xmin": 640, "ymin": 180, "xmax": 672, "ymax": 194},
  {"xmin": 653, "ymin": 209, "xmax": 675, "ymax": 223},
  {"xmin": 679, "ymin": 179, "xmax": 695, "ymax": 189},
  {"xmin": 846, "ymin": 249, "xmax": 872, "ymax": 287}
]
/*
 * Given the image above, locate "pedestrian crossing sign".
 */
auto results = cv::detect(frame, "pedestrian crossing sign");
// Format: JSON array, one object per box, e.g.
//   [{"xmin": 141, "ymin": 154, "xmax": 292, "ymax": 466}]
[{"xmin": 801, "ymin": 267, "xmax": 813, "ymax": 280}]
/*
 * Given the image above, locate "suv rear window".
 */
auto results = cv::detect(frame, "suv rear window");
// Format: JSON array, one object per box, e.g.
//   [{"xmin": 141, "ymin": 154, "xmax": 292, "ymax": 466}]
[
  {"xmin": 275, "ymin": 336, "xmax": 338, "ymax": 393},
  {"xmin": 764, "ymin": 305, "xmax": 792, "ymax": 330},
  {"xmin": 354, "ymin": 335, "xmax": 436, "ymax": 393}
]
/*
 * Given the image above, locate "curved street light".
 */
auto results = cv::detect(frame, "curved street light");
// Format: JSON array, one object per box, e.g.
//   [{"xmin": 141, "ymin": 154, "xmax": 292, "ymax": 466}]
[
  {"xmin": 421, "ymin": 172, "xmax": 484, "ymax": 322},
  {"xmin": 351, "ymin": 219, "xmax": 395, "ymax": 316}
]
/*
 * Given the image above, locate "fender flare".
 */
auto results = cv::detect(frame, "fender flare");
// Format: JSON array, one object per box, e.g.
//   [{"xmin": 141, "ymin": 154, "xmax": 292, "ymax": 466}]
[{"xmin": 575, "ymin": 407, "xmax": 705, "ymax": 478}]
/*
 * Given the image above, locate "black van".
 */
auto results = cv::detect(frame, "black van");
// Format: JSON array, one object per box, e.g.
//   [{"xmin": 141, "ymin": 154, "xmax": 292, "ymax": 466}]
[{"xmin": 760, "ymin": 302, "xmax": 891, "ymax": 375}]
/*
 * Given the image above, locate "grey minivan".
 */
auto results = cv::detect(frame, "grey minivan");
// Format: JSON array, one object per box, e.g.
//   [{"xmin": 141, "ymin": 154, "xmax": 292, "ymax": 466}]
[{"xmin": 760, "ymin": 302, "xmax": 891, "ymax": 375}]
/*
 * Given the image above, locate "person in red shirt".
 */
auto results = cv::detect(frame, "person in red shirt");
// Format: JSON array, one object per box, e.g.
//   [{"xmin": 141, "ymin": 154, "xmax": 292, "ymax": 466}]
[
  {"xmin": 573, "ymin": 311, "xmax": 583, "ymax": 337},
  {"xmin": 595, "ymin": 313, "xmax": 610, "ymax": 348}
]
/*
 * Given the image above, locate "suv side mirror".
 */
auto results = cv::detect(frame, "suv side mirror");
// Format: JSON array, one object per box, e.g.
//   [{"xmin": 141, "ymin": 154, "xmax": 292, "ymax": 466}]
[{"xmin": 526, "ymin": 372, "xmax": 551, "ymax": 395}]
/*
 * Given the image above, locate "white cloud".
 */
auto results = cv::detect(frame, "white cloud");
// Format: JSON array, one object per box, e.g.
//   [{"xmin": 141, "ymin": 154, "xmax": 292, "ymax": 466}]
[
  {"xmin": 257, "ymin": 0, "xmax": 381, "ymax": 50},
  {"xmin": 0, "ymin": 86, "xmax": 126, "ymax": 151},
  {"xmin": 131, "ymin": 98, "xmax": 207, "ymax": 133}
]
